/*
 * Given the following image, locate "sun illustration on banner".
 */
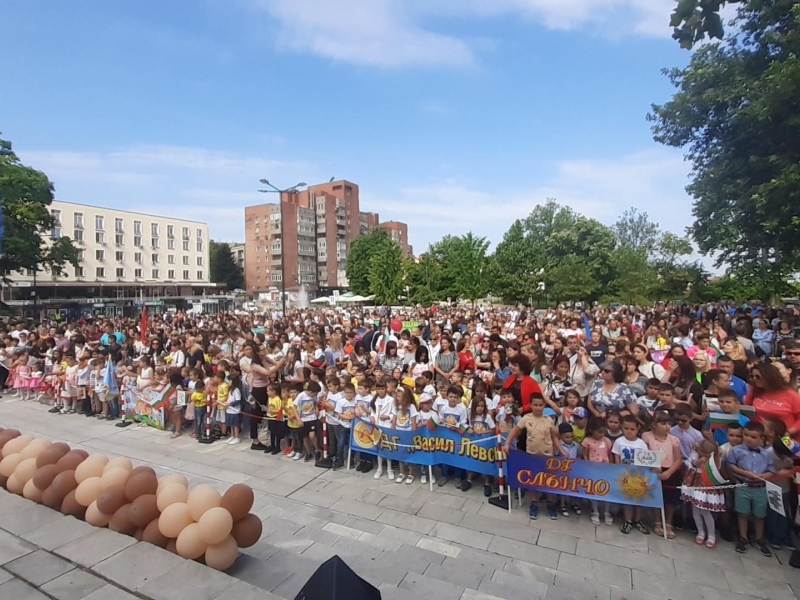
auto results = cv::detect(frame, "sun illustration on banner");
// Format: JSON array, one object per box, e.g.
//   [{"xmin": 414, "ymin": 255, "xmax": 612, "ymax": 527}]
[
  {"xmin": 352, "ymin": 420, "xmax": 381, "ymax": 450},
  {"xmin": 615, "ymin": 468, "xmax": 654, "ymax": 503}
]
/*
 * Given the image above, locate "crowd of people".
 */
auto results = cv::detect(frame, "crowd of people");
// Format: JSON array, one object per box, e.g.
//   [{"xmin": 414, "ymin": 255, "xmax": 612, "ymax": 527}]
[{"xmin": 2, "ymin": 300, "xmax": 800, "ymax": 561}]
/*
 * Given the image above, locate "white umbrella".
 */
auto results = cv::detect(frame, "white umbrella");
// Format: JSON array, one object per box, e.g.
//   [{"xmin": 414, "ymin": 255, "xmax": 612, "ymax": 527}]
[{"xmin": 310, "ymin": 296, "xmax": 331, "ymax": 305}]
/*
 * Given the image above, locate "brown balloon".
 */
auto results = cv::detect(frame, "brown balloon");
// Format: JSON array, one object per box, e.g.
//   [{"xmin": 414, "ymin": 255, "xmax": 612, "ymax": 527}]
[
  {"xmin": 129, "ymin": 494, "xmax": 159, "ymax": 528},
  {"xmin": 134, "ymin": 527, "xmax": 145, "ymax": 541},
  {"xmin": 60, "ymin": 490, "xmax": 87, "ymax": 520},
  {"xmin": 36, "ymin": 445, "xmax": 69, "ymax": 469},
  {"xmin": 51, "ymin": 469, "xmax": 78, "ymax": 495},
  {"xmin": 220, "ymin": 484, "xmax": 254, "ymax": 522},
  {"xmin": 109, "ymin": 504, "xmax": 137, "ymax": 536},
  {"xmin": 0, "ymin": 429, "xmax": 20, "ymax": 449},
  {"xmin": 230, "ymin": 513, "xmax": 262, "ymax": 548},
  {"xmin": 142, "ymin": 518, "xmax": 170, "ymax": 549},
  {"xmin": 96, "ymin": 485, "xmax": 127, "ymax": 516},
  {"xmin": 32, "ymin": 464, "xmax": 59, "ymax": 491},
  {"xmin": 42, "ymin": 486, "xmax": 63, "ymax": 510},
  {"xmin": 130, "ymin": 466, "xmax": 157, "ymax": 479},
  {"xmin": 56, "ymin": 451, "xmax": 87, "ymax": 473},
  {"xmin": 125, "ymin": 472, "xmax": 158, "ymax": 503}
]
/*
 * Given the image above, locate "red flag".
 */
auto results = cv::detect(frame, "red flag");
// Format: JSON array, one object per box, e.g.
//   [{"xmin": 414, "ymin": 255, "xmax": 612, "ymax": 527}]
[{"xmin": 140, "ymin": 308, "xmax": 148, "ymax": 343}]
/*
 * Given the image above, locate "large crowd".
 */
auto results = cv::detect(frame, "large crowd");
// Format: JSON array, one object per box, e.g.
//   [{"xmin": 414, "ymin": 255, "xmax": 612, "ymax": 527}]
[{"xmin": 2, "ymin": 300, "xmax": 800, "ymax": 563}]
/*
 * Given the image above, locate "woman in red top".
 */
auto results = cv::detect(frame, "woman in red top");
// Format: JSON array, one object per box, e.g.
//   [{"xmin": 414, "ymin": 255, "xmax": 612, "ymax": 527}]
[
  {"xmin": 502, "ymin": 354, "xmax": 542, "ymax": 415},
  {"xmin": 456, "ymin": 338, "xmax": 476, "ymax": 372},
  {"xmin": 745, "ymin": 362, "xmax": 800, "ymax": 440}
]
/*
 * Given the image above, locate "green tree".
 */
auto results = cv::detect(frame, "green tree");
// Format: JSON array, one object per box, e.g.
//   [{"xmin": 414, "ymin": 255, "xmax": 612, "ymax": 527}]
[
  {"xmin": 613, "ymin": 207, "xmax": 661, "ymax": 256},
  {"xmin": 670, "ymin": 0, "xmax": 737, "ymax": 49},
  {"xmin": 404, "ymin": 253, "xmax": 443, "ymax": 305},
  {"xmin": 0, "ymin": 136, "xmax": 79, "ymax": 279},
  {"xmin": 424, "ymin": 232, "xmax": 490, "ymax": 303},
  {"xmin": 367, "ymin": 241, "xmax": 403, "ymax": 305},
  {"xmin": 650, "ymin": 1, "xmax": 800, "ymax": 294},
  {"xmin": 209, "ymin": 241, "xmax": 244, "ymax": 290},
  {"xmin": 608, "ymin": 247, "xmax": 659, "ymax": 304},
  {"xmin": 347, "ymin": 229, "xmax": 394, "ymax": 295}
]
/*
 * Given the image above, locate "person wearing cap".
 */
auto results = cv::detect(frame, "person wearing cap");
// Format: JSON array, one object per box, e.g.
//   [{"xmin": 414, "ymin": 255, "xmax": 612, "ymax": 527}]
[{"xmin": 570, "ymin": 406, "xmax": 588, "ymax": 444}]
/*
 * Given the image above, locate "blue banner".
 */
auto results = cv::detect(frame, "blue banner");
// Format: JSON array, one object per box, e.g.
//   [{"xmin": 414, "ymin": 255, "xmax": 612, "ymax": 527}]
[
  {"xmin": 349, "ymin": 418, "xmax": 500, "ymax": 476},
  {"xmin": 507, "ymin": 449, "xmax": 664, "ymax": 509}
]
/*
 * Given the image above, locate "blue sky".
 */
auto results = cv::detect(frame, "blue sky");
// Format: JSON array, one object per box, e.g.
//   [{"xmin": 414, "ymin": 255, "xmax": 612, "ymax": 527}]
[{"xmin": 1, "ymin": 0, "xmax": 707, "ymax": 256}]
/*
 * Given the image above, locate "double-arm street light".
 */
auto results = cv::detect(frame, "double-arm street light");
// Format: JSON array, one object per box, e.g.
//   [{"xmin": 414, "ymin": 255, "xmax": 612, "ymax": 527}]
[{"xmin": 258, "ymin": 179, "xmax": 307, "ymax": 315}]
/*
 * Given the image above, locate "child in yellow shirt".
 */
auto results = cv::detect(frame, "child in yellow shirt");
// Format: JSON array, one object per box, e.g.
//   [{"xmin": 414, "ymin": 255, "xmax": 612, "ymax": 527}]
[
  {"xmin": 266, "ymin": 383, "xmax": 285, "ymax": 455},
  {"xmin": 285, "ymin": 384, "xmax": 303, "ymax": 459},
  {"xmin": 213, "ymin": 371, "xmax": 229, "ymax": 437},
  {"xmin": 191, "ymin": 380, "xmax": 206, "ymax": 439}
]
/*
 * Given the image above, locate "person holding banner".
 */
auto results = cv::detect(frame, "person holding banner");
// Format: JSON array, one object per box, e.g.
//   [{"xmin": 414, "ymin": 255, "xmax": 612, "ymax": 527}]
[
  {"xmin": 642, "ymin": 411, "xmax": 683, "ymax": 538},
  {"xmin": 390, "ymin": 384, "xmax": 418, "ymax": 484},
  {"xmin": 612, "ymin": 415, "xmax": 651, "ymax": 535},
  {"xmin": 504, "ymin": 394, "xmax": 565, "ymax": 520}
]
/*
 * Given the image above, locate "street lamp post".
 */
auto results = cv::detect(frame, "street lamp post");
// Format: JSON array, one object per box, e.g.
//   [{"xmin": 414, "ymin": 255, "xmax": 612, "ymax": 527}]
[{"xmin": 258, "ymin": 180, "xmax": 307, "ymax": 316}]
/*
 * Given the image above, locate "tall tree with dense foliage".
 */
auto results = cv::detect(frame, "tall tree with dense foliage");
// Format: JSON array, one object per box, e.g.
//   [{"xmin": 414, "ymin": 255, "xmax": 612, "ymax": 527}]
[
  {"xmin": 209, "ymin": 241, "xmax": 244, "ymax": 290},
  {"xmin": 0, "ymin": 136, "xmax": 79, "ymax": 279},
  {"xmin": 367, "ymin": 240, "xmax": 403, "ymax": 305},
  {"xmin": 346, "ymin": 229, "xmax": 395, "ymax": 296},
  {"xmin": 650, "ymin": 0, "xmax": 800, "ymax": 299}
]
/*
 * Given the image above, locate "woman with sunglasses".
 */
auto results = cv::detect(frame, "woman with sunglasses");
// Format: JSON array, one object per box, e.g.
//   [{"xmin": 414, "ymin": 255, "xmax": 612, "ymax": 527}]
[
  {"xmin": 745, "ymin": 361, "xmax": 800, "ymax": 441},
  {"xmin": 588, "ymin": 360, "xmax": 638, "ymax": 418}
]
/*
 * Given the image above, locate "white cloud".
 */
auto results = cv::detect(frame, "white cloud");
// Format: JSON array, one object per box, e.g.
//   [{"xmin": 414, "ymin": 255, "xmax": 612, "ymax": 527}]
[{"xmin": 250, "ymin": 0, "xmax": 679, "ymax": 67}]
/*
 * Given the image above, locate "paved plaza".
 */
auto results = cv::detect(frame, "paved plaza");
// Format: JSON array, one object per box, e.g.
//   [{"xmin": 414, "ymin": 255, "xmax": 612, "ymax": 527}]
[{"xmin": 1, "ymin": 399, "xmax": 799, "ymax": 600}]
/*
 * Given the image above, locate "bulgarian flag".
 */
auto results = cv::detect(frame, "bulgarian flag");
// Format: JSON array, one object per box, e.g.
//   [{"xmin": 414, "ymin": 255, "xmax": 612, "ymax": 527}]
[
  {"xmin": 739, "ymin": 405, "xmax": 757, "ymax": 418},
  {"xmin": 708, "ymin": 412, "xmax": 739, "ymax": 430},
  {"xmin": 700, "ymin": 453, "xmax": 729, "ymax": 487},
  {"xmin": 427, "ymin": 414, "xmax": 440, "ymax": 431}
]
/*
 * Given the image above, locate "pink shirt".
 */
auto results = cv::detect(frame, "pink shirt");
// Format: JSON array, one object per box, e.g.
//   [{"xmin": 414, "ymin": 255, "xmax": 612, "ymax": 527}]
[
  {"xmin": 582, "ymin": 437, "xmax": 611, "ymax": 463},
  {"xmin": 642, "ymin": 432, "xmax": 680, "ymax": 468}
]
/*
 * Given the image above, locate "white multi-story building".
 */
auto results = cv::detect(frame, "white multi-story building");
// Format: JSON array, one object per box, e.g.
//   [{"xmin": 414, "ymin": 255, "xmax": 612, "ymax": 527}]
[{"xmin": 5, "ymin": 201, "xmax": 220, "ymax": 317}]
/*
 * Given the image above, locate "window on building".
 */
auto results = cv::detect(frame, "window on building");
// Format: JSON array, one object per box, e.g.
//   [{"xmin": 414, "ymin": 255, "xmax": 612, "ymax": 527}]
[
  {"xmin": 152, "ymin": 269, "xmax": 159, "ymax": 279},
  {"xmin": 115, "ymin": 233, "xmax": 124, "ymax": 245},
  {"xmin": 271, "ymin": 274, "xmax": 282, "ymax": 282},
  {"xmin": 196, "ymin": 256, "xmax": 203, "ymax": 266},
  {"xmin": 196, "ymin": 228, "xmax": 202, "ymax": 239},
  {"xmin": 197, "ymin": 270, "xmax": 203, "ymax": 280},
  {"xmin": 115, "ymin": 251, "xmax": 124, "ymax": 262},
  {"xmin": 134, "ymin": 220, "xmax": 142, "ymax": 235},
  {"xmin": 115, "ymin": 218, "xmax": 123, "ymax": 232},
  {"xmin": 182, "ymin": 256, "xmax": 189, "ymax": 265},
  {"xmin": 73, "ymin": 229, "xmax": 84, "ymax": 242},
  {"xmin": 167, "ymin": 238, "xmax": 174, "ymax": 250},
  {"xmin": 74, "ymin": 213, "xmax": 84, "ymax": 228},
  {"xmin": 134, "ymin": 268, "xmax": 142, "ymax": 278},
  {"xmin": 96, "ymin": 249, "xmax": 104, "ymax": 261},
  {"xmin": 167, "ymin": 225, "xmax": 174, "ymax": 239},
  {"xmin": 183, "ymin": 270, "xmax": 190, "ymax": 280},
  {"xmin": 95, "ymin": 231, "xmax": 105, "ymax": 244},
  {"xmin": 76, "ymin": 266, "xmax": 85, "ymax": 278},
  {"xmin": 95, "ymin": 215, "xmax": 104, "ymax": 230},
  {"xmin": 168, "ymin": 255, "xmax": 175, "ymax": 264},
  {"xmin": 151, "ymin": 237, "xmax": 159, "ymax": 249},
  {"xmin": 134, "ymin": 235, "xmax": 142, "ymax": 247},
  {"xmin": 196, "ymin": 241, "xmax": 203, "ymax": 252},
  {"xmin": 168, "ymin": 269, "xmax": 175, "ymax": 279},
  {"xmin": 79, "ymin": 249, "xmax": 86, "ymax": 261},
  {"xmin": 116, "ymin": 267, "xmax": 124, "ymax": 278},
  {"xmin": 151, "ymin": 223, "xmax": 159, "ymax": 236},
  {"xmin": 182, "ymin": 227, "xmax": 189, "ymax": 239},
  {"xmin": 96, "ymin": 267, "xmax": 105, "ymax": 278},
  {"xmin": 151, "ymin": 253, "xmax": 159, "ymax": 264},
  {"xmin": 134, "ymin": 252, "xmax": 142, "ymax": 264},
  {"xmin": 183, "ymin": 240, "xmax": 189, "ymax": 251}
]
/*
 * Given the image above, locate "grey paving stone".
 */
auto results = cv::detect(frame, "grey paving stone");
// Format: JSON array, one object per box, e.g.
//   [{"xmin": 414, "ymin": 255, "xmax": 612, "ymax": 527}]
[
  {"xmin": 343, "ymin": 516, "xmax": 385, "ymax": 535},
  {"xmin": 378, "ymin": 508, "xmax": 437, "ymax": 535},
  {"xmin": 261, "ymin": 515, "xmax": 304, "ymax": 536},
  {"xmin": 378, "ymin": 494, "xmax": 425, "ymax": 515},
  {"xmin": 332, "ymin": 535, "xmax": 387, "ymax": 560},
  {"xmin": 376, "ymin": 524, "xmax": 422, "ymax": 546},
  {"xmin": 459, "ymin": 512, "xmax": 541, "ymax": 544},
  {"xmin": 4, "ymin": 549, "xmax": 74, "ymax": 587},
  {"xmin": 20, "ymin": 517, "xmax": 95, "ymax": 552},
  {"xmin": 301, "ymin": 541, "xmax": 357, "ymax": 564},
  {"xmin": 351, "ymin": 555, "xmax": 409, "ymax": 587},
  {"xmin": 424, "ymin": 561, "xmax": 491, "ymax": 590},
  {"xmin": 322, "ymin": 522, "xmax": 365, "ymax": 540},
  {"xmin": 609, "ymin": 588, "xmax": 668, "ymax": 600},
  {"xmin": 53, "ymin": 529, "xmax": 137, "ymax": 569},
  {"xmin": 0, "ymin": 569, "xmax": 12, "ymax": 585},
  {"xmin": 557, "ymin": 553, "xmax": 632, "ymax": 589},
  {"xmin": 480, "ymin": 575, "xmax": 545, "ymax": 600},
  {"xmin": 503, "ymin": 558, "xmax": 558, "ymax": 586},
  {"xmin": 357, "ymin": 531, "xmax": 402, "ymax": 553},
  {"xmin": 0, "ymin": 529, "xmax": 36, "ymax": 565},
  {"xmin": 293, "ymin": 526, "xmax": 340, "ymax": 548},
  {"xmin": 399, "ymin": 571, "xmax": 465, "ymax": 600},
  {"xmin": 378, "ymin": 583, "xmax": 416, "ymax": 600},
  {"xmin": 460, "ymin": 589, "xmax": 507, "ymax": 600},
  {"xmin": 0, "ymin": 503, "xmax": 65, "ymax": 535},
  {"xmin": 82, "ymin": 584, "xmax": 140, "ymax": 600},
  {"xmin": 430, "ymin": 522, "xmax": 493, "ymax": 551},
  {"xmin": 0, "ymin": 489, "xmax": 29, "ymax": 512},
  {"xmin": 551, "ymin": 572, "xmax": 612, "ymax": 600},
  {"xmin": 357, "ymin": 489, "xmax": 388, "ymax": 505},
  {"xmin": 577, "ymin": 539, "xmax": 675, "ymax": 579},
  {"xmin": 0, "ymin": 578, "xmax": 49, "ymax": 599},
  {"xmin": 138, "ymin": 558, "xmax": 235, "ymax": 600},
  {"xmin": 94, "ymin": 542, "xmax": 185, "ymax": 591},
  {"xmin": 394, "ymin": 542, "xmax": 447, "ymax": 568},
  {"xmin": 538, "ymin": 530, "xmax": 578, "ymax": 554},
  {"xmin": 486, "ymin": 536, "xmax": 560, "ymax": 570},
  {"xmin": 226, "ymin": 553, "xmax": 293, "ymax": 592},
  {"xmin": 41, "ymin": 569, "xmax": 106, "ymax": 600},
  {"xmin": 210, "ymin": 579, "xmax": 283, "ymax": 600},
  {"xmin": 243, "ymin": 539, "xmax": 280, "ymax": 561},
  {"xmin": 723, "ymin": 568, "xmax": 795, "ymax": 600},
  {"xmin": 417, "ymin": 503, "xmax": 468, "ymax": 525},
  {"xmin": 631, "ymin": 569, "xmax": 729, "ymax": 600},
  {"xmin": 492, "ymin": 569, "xmax": 550, "ymax": 598},
  {"xmin": 329, "ymin": 498, "xmax": 385, "ymax": 520},
  {"xmin": 272, "ymin": 572, "xmax": 317, "ymax": 599}
]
